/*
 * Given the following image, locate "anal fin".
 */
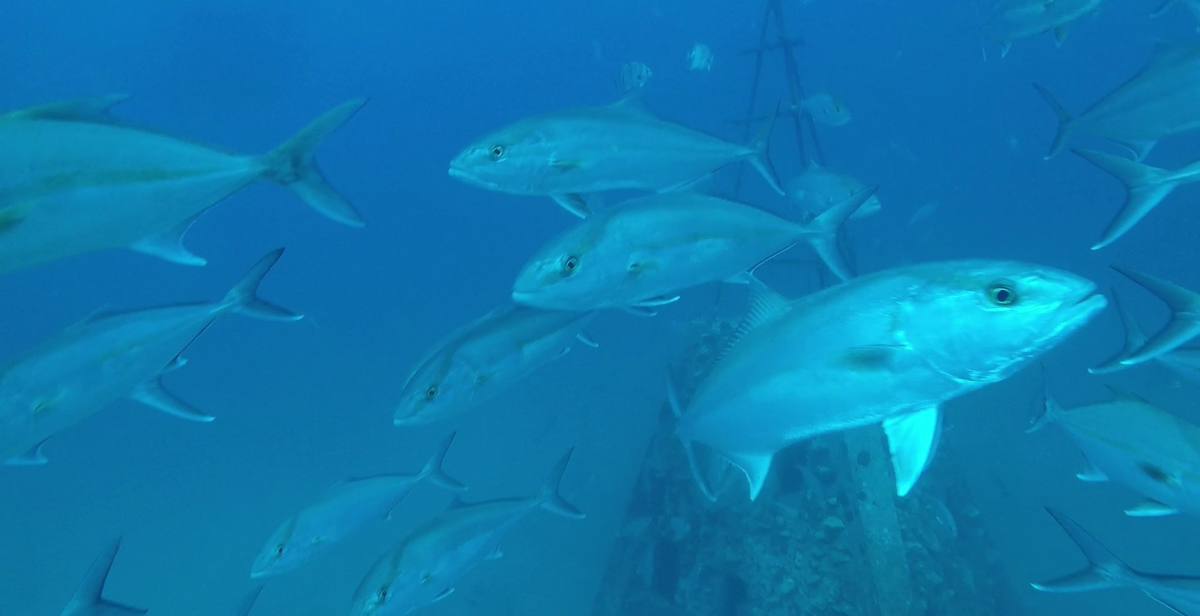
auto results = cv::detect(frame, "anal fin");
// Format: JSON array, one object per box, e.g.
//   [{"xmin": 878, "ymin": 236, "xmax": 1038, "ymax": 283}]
[
  {"xmin": 130, "ymin": 216, "xmax": 206, "ymax": 266},
  {"xmin": 5, "ymin": 439, "xmax": 49, "ymax": 466},
  {"xmin": 131, "ymin": 378, "xmax": 213, "ymax": 422}
]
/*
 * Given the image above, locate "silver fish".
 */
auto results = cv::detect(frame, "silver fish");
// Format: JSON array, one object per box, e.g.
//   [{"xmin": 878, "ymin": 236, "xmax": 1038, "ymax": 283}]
[
  {"xmin": 1073, "ymin": 147, "xmax": 1200, "ymax": 250},
  {"xmin": 251, "ymin": 433, "xmax": 468, "ymax": 578},
  {"xmin": 1106, "ymin": 266, "xmax": 1200, "ymax": 367},
  {"xmin": 800, "ymin": 92, "xmax": 851, "ymax": 127},
  {"xmin": 1028, "ymin": 384, "xmax": 1200, "ymax": 518},
  {"xmin": 0, "ymin": 95, "xmax": 366, "ymax": 274},
  {"xmin": 1035, "ymin": 43, "xmax": 1200, "ymax": 160},
  {"xmin": 394, "ymin": 306, "xmax": 597, "ymax": 427},
  {"xmin": 61, "ymin": 538, "xmax": 144, "ymax": 616},
  {"xmin": 512, "ymin": 188, "xmax": 872, "ymax": 313},
  {"xmin": 0, "ymin": 249, "xmax": 300, "ymax": 465},
  {"xmin": 615, "ymin": 61, "xmax": 652, "ymax": 93},
  {"xmin": 672, "ymin": 262, "xmax": 1106, "ymax": 501},
  {"xmin": 983, "ymin": 0, "xmax": 1105, "ymax": 58},
  {"xmin": 687, "ymin": 43, "xmax": 713, "ymax": 71},
  {"xmin": 785, "ymin": 161, "xmax": 882, "ymax": 221},
  {"xmin": 448, "ymin": 97, "xmax": 783, "ymax": 218},
  {"xmin": 1033, "ymin": 507, "xmax": 1200, "ymax": 615},
  {"xmin": 350, "ymin": 449, "xmax": 585, "ymax": 616}
]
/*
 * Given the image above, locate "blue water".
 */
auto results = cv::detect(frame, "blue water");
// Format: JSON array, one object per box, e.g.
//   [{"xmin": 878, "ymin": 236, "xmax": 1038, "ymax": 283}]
[{"xmin": 3, "ymin": 1, "xmax": 1200, "ymax": 615}]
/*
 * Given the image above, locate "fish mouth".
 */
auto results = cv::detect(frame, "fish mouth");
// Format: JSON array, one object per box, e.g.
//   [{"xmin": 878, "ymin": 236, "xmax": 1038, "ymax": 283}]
[
  {"xmin": 447, "ymin": 165, "xmax": 500, "ymax": 190},
  {"xmin": 511, "ymin": 290, "xmax": 537, "ymax": 305}
]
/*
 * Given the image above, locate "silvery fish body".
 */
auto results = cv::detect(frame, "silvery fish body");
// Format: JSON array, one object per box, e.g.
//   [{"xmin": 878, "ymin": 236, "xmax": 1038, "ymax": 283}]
[
  {"xmin": 0, "ymin": 250, "xmax": 299, "ymax": 465},
  {"xmin": 676, "ymin": 260, "xmax": 1106, "ymax": 501},
  {"xmin": 1032, "ymin": 390, "xmax": 1200, "ymax": 518},
  {"xmin": 394, "ymin": 306, "xmax": 597, "ymax": 426},
  {"xmin": 448, "ymin": 98, "xmax": 782, "ymax": 210},
  {"xmin": 0, "ymin": 96, "xmax": 365, "ymax": 274},
  {"xmin": 983, "ymin": 0, "xmax": 1104, "ymax": 56},
  {"xmin": 1037, "ymin": 43, "xmax": 1200, "ymax": 160},
  {"xmin": 250, "ymin": 433, "xmax": 466, "ymax": 578},
  {"xmin": 350, "ymin": 451, "xmax": 584, "ymax": 616},
  {"xmin": 512, "ymin": 189, "xmax": 873, "ymax": 311},
  {"xmin": 785, "ymin": 163, "xmax": 881, "ymax": 220}
]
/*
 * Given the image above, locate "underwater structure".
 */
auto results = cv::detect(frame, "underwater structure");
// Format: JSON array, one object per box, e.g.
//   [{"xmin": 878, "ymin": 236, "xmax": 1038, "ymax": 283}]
[{"xmin": 590, "ymin": 311, "xmax": 1030, "ymax": 616}]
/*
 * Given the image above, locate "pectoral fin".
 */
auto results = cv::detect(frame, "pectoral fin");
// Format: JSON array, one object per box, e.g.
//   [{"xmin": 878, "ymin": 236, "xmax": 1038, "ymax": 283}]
[
  {"xmin": 0, "ymin": 200, "xmax": 33, "ymax": 233},
  {"xmin": 130, "ymin": 216, "xmax": 206, "ymax": 266},
  {"xmin": 486, "ymin": 547, "xmax": 503, "ymax": 560},
  {"xmin": 882, "ymin": 406, "xmax": 941, "ymax": 496},
  {"xmin": 131, "ymin": 378, "xmax": 214, "ymax": 422},
  {"xmin": 433, "ymin": 588, "xmax": 455, "ymax": 602},
  {"xmin": 1075, "ymin": 463, "xmax": 1108, "ymax": 482},
  {"xmin": 1124, "ymin": 499, "xmax": 1178, "ymax": 517},
  {"xmin": 550, "ymin": 194, "xmax": 592, "ymax": 218}
]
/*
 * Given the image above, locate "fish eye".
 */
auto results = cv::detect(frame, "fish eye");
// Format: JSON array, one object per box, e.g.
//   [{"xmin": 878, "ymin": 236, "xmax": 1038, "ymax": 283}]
[
  {"xmin": 562, "ymin": 255, "xmax": 580, "ymax": 275},
  {"xmin": 489, "ymin": 145, "xmax": 505, "ymax": 160},
  {"xmin": 274, "ymin": 544, "xmax": 285, "ymax": 556},
  {"xmin": 377, "ymin": 588, "xmax": 389, "ymax": 601},
  {"xmin": 986, "ymin": 282, "xmax": 1017, "ymax": 306},
  {"xmin": 425, "ymin": 385, "xmax": 438, "ymax": 401}
]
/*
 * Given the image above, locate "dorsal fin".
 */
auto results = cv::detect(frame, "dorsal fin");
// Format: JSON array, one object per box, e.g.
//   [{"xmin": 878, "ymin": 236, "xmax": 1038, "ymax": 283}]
[
  {"xmin": 1104, "ymin": 385, "xmax": 1152, "ymax": 406},
  {"xmin": 606, "ymin": 92, "xmax": 654, "ymax": 117},
  {"xmin": 714, "ymin": 278, "xmax": 791, "ymax": 364},
  {"xmin": 3, "ymin": 94, "xmax": 131, "ymax": 124}
]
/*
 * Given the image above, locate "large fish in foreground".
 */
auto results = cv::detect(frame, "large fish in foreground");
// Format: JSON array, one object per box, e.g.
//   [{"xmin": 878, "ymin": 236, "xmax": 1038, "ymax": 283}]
[
  {"xmin": 0, "ymin": 95, "xmax": 366, "ymax": 274},
  {"xmin": 1034, "ymin": 507, "xmax": 1200, "ymax": 615},
  {"xmin": 447, "ymin": 97, "xmax": 783, "ymax": 217},
  {"xmin": 1073, "ymin": 148, "xmax": 1200, "ymax": 250},
  {"xmin": 673, "ymin": 261, "xmax": 1106, "ymax": 500},
  {"xmin": 0, "ymin": 249, "xmax": 300, "ymax": 465},
  {"xmin": 1028, "ymin": 384, "xmax": 1200, "ymax": 517},
  {"xmin": 250, "ymin": 432, "xmax": 468, "ymax": 578},
  {"xmin": 983, "ymin": 0, "xmax": 1105, "ymax": 58},
  {"xmin": 350, "ymin": 449, "xmax": 585, "ymax": 616},
  {"xmin": 1035, "ymin": 42, "xmax": 1200, "ymax": 160},
  {"xmin": 61, "ymin": 538, "xmax": 145, "ymax": 616},
  {"xmin": 393, "ymin": 306, "xmax": 597, "ymax": 427},
  {"xmin": 511, "ymin": 188, "xmax": 874, "ymax": 312}
]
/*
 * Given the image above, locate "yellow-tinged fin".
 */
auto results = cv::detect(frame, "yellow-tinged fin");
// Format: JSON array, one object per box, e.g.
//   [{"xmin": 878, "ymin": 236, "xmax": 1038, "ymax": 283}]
[
  {"xmin": 551, "ymin": 159, "xmax": 583, "ymax": 172},
  {"xmin": 713, "ymin": 277, "xmax": 791, "ymax": 364},
  {"xmin": 0, "ymin": 201, "xmax": 33, "ymax": 233}
]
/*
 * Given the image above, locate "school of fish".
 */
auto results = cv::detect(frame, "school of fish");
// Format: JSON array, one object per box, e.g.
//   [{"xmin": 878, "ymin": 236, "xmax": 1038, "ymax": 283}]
[{"xmin": 10, "ymin": 2, "xmax": 1200, "ymax": 615}]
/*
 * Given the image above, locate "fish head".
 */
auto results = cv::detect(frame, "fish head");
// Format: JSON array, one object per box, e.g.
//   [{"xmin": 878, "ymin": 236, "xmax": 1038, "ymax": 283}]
[
  {"xmin": 250, "ymin": 516, "xmax": 305, "ymax": 578},
  {"xmin": 896, "ymin": 261, "xmax": 1107, "ymax": 384},
  {"xmin": 448, "ymin": 119, "xmax": 559, "ymax": 194},
  {"xmin": 352, "ymin": 561, "xmax": 447, "ymax": 616},
  {"xmin": 512, "ymin": 218, "xmax": 624, "ymax": 309},
  {"xmin": 394, "ymin": 355, "xmax": 478, "ymax": 427}
]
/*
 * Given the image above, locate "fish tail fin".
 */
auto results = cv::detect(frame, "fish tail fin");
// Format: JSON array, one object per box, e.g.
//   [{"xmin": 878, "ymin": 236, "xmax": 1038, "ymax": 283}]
[
  {"xmin": 1032, "ymin": 507, "xmax": 1134, "ymax": 593},
  {"xmin": 1072, "ymin": 148, "xmax": 1179, "ymax": 250},
  {"xmin": 747, "ymin": 103, "xmax": 785, "ymax": 195},
  {"xmin": 1032, "ymin": 84, "xmax": 1074, "ymax": 159},
  {"xmin": 1026, "ymin": 363, "xmax": 1062, "ymax": 433},
  {"xmin": 668, "ymin": 371, "xmax": 719, "ymax": 502},
  {"xmin": 230, "ymin": 586, "xmax": 264, "ymax": 616},
  {"xmin": 799, "ymin": 186, "xmax": 877, "ymax": 282},
  {"xmin": 222, "ymin": 249, "xmax": 304, "ymax": 322},
  {"xmin": 69, "ymin": 538, "xmax": 147, "ymax": 616},
  {"xmin": 1089, "ymin": 288, "xmax": 1149, "ymax": 374},
  {"xmin": 1111, "ymin": 265, "xmax": 1200, "ymax": 366},
  {"xmin": 421, "ymin": 432, "xmax": 468, "ymax": 492},
  {"xmin": 262, "ymin": 99, "xmax": 368, "ymax": 227},
  {"xmin": 537, "ymin": 447, "xmax": 586, "ymax": 519}
]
